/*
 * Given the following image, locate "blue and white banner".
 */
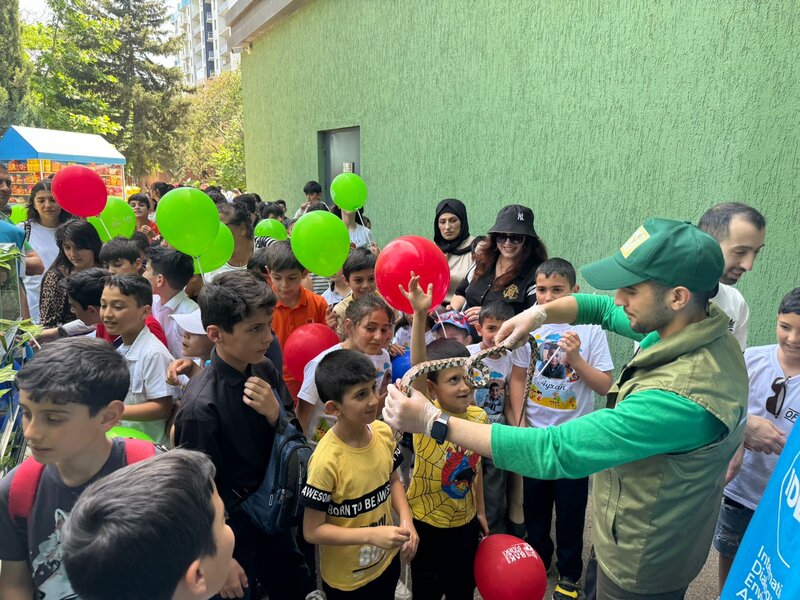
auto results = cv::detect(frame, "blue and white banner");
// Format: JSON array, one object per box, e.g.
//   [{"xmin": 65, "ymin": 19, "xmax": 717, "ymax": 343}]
[{"xmin": 721, "ymin": 428, "xmax": 800, "ymax": 600}]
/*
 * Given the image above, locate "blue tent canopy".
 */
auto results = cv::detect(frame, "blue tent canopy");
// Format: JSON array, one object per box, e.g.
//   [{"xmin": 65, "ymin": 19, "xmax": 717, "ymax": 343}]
[{"xmin": 0, "ymin": 126, "xmax": 126, "ymax": 165}]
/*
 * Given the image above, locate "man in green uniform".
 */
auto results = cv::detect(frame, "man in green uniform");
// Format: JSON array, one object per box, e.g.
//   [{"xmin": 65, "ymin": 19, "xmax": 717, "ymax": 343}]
[{"xmin": 383, "ymin": 218, "xmax": 748, "ymax": 600}]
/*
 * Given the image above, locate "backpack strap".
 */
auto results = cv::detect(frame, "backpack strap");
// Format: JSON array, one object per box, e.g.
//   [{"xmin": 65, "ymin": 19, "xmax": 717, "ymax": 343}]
[
  {"xmin": 123, "ymin": 438, "xmax": 157, "ymax": 464},
  {"xmin": 23, "ymin": 220, "xmax": 31, "ymax": 243},
  {"xmin": 8, "ymin": 458, "xmax": 46, "ymax": 524},
  {"xmin": 7, "ymin": 440, "xmax": 155, "ymax": 524}
]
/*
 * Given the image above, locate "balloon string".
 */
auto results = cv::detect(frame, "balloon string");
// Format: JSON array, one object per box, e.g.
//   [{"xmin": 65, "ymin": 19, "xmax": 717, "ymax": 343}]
[
  {"xmin": 435, "ymin": 311, "xmax": 448, "ymax": 339},
  {"xmin": 194, "ymin": 257, "xmax": 206, "ymax": 280},
  {"xmin": 98, "ymin": 216, "xmax": 112, "ymax": 241}
]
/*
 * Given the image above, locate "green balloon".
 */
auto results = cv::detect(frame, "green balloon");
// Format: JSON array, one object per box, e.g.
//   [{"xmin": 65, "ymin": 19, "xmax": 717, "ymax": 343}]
[
  {"xmin": 10, "ymin": 204, "xmax": 28, "ymax": 225},
  {"xmin": 107, "ymin": 426, "xmax": 154, "ymax": 442},
  {"xmin": 194, "ymin": 222, "xmax": 235, "ymax": 275},
  {"xmin": 254, "ymin": 218, "xmax": 288, "ymax": 240},
  {"xmin": 330, "ymin": 173, "xmax": 367, "ymax": 211},
  {"xmin": 156, "ymin": 188, "xmax": 220, "ymax": 256},
  {"xmin": 290, "ymin": 211, "xmax": 351, "ymax": 277},
  {"xmin": 87, "ymin": 198, "xmax": 136, "ymax": 242}
]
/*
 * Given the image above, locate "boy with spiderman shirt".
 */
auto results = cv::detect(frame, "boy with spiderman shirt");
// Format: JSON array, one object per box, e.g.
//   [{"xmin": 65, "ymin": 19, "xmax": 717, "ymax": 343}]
[
  {"xmin": 173, "ymin": 271, "xmax": 314, "ymax": 600},
  {"xmin": 301, "ymin": 349, "xmax": 418, "ymax": 599},
  {"xmin": 401, "ymin": 274, "xmax": 488, "ymax": 600},
  {"xmin": 0, "ymin": 338, "xmax": 157, "ymax": 599}
]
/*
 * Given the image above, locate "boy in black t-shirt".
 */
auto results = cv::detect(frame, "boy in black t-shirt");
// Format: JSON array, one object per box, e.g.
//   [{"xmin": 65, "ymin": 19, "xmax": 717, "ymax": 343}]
[
  {"xmin": 173, "ymin": 270, "xmax": 316, "ymax": 600},
  {"xmin": 0, "ymin": 337, "xmax": 154, "ymax": 599}
]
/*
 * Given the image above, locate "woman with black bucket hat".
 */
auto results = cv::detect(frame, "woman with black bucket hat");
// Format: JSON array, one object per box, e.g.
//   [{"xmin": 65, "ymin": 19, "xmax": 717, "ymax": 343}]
[{"xmin": 451, "ymin": 204, "xmax": 548, "ymax": 323}]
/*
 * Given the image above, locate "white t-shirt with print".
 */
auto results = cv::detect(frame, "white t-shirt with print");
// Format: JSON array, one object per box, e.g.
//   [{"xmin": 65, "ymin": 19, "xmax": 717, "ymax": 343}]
[
  {"xmin": 511, "ymin": 323, "xmax": 613, "ymax": 428},
  {"xmin": 467, "ymin": 343, "xmax": 512, "ymax": 424},
  {"xmin": 298, "ymin": 344, "xmax": 392, "ymax": 443},
  {"xmin": 348, "ymin": 224, "xmax": 375, "ymax": 250},
  {"xmin": 724, "ymin": 345, "xmax": 799, "ymax": 510}
]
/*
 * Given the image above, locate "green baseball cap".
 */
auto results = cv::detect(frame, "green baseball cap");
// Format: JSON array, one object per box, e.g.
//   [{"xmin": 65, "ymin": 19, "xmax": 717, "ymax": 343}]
[{"xmin": 580, "ymin": 218, "xmax": 723, "ymax": 292}]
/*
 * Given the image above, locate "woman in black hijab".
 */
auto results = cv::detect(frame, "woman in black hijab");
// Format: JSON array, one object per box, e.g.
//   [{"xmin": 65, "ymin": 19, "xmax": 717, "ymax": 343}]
[{"xmin": 434, "ymin": 198, "xmax": 475, "ymax": 305}]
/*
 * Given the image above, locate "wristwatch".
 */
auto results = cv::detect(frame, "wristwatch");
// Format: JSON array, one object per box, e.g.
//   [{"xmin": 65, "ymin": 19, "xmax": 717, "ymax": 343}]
[{"xmin": 430, "ymin": 412, "xmax": 450, "ymax": 444}]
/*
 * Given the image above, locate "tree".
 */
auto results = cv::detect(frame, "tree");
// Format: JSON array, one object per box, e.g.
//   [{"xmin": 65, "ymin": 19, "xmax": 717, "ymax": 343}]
[
  {"xmin": 0, "ymin": 0, "xmax": 31, "ymax": 128},
  {"xmin": 180, "ymin": 70, "xmax": 246, "ymax": 190},
  {"xmin": 21, "ymin": 0, "xmax": 120, "ymax": 135},
  {"xmin": 89, "ymin": 0, "xmax": 186, "ymax": 179}
]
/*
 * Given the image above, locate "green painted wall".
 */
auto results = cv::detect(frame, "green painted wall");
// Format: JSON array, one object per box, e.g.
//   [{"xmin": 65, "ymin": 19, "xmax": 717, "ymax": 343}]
[{"xmin": 242, "ymin": 0, "xmax": 799, "ymax": 367}]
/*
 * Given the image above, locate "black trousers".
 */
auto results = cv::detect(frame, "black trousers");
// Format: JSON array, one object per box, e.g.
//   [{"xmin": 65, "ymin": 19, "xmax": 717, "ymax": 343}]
[
  {"xmin": 322, "ymin": 554, "xmax": 401, "ymax": 599},
  {"xmin": 523, "ymin": 475, "xmax": 589, "ymax": 582},
  {"xmin": 411, "ymin": 518, "xmax": 480, "ymax": 600},
  {"xmin": 212, "ymin": 509, "xmax": 315, "ymax": 600}
]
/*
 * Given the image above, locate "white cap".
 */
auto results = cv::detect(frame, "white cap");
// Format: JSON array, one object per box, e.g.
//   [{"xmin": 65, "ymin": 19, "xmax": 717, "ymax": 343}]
[{"xmin": 170, "ymin": 309, "xmax": 205, "ymax": 335}]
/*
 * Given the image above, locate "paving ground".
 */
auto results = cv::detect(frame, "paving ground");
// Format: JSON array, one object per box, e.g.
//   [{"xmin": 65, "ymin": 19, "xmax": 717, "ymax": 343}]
[{"xmin": 465, "ymin": 489, "xmax": 720, "ymax": 599}]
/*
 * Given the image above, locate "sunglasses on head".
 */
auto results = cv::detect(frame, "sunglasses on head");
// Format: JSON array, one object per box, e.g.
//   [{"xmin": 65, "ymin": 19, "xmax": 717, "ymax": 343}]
[
  {"xmin": 496, "ymin": 233, "xmax": 526, "ymax": 245},
  {"xmin": 766, "ymin": 376, "xmax": 790, "ymax": 418}
]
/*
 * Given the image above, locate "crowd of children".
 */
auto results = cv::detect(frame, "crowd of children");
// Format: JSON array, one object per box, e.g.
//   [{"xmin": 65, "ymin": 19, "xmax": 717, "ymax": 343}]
[{"xmin": 0, "ymin": 170, "xmax": 794, "ymax": 600}]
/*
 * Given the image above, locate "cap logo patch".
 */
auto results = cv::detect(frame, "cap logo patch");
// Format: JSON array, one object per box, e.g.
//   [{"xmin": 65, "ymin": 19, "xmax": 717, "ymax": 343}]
[
  {"xmin": 517, "ymin": 211, "xmax": 525, "ymax": 221},
  {"xmin": 620, "ymin": 226, "xmax": 650, "ymax": 259}
]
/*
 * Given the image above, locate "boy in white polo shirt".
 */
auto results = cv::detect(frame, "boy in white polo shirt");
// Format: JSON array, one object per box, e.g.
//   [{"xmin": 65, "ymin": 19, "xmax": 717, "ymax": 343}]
[
  {"xmin": 144, "ymin": 245, "xmax": 199, "ymax": 358},
  {"xmin": 100, "ymin": 274, "xmax": 175, "ymax": 444},
  {"xmin": 509, "ymin": 258, "xmax": 613, "ymax": 600}
]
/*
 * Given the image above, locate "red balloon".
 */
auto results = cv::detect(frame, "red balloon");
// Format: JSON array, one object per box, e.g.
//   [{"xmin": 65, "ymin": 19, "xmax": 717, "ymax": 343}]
[
  {"xmin": 375, "ymin": 236, "xmax": 449, "ymax": 314},
  {"xmin": 283, "ymin": 323, "xmax": 341, "ymax": 382},
  {"xmin": 474, "ymin": 534, "xmax": 547, "ymax": 600},
  {"xmin": 51, "ymin": 165, "xmax": 108, "ymax": 217}
]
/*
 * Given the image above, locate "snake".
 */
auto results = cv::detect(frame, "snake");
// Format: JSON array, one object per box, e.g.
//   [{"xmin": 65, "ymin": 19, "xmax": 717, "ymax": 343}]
[{"xmin": 396, "ymin": 337, "xmax": 541, "ymax": 427}]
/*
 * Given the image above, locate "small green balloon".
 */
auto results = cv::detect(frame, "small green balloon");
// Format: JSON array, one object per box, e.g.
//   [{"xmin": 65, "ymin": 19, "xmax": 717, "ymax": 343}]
[
  {"xmin": 330, "ymin": 173, "xmax": 367, "ymax": 212},
  {"xmin": 254, "ymin": 218, "xmax": 288, "ymax": 240},
  {"xmin": 87, "ymin": 197, "xmax": 136, "ymax": 242},
  {"xmin": 10, "ymin": 204, "xmax": 28, "ymax": 225},
  {"xmin": 107, "ymin": 426, "xmax": 154, "ymax": 442},
  {"xmin": 194, "ymin": 222, "xmax": 235, "ymax": 275},
  {"xmin": 290, "ymin": 211, "xmax": 351, "ymax": 277},
  {"xmin": 156, "ymin": 188, "xmax": 220, "ymax": 256}
]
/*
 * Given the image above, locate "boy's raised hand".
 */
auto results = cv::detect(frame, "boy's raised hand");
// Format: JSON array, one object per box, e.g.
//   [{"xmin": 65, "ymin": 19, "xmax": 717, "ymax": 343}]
[
  {"xmin": 243, "ymin": 376, "xmax": 280, "ymax": 425},
  {"xmin": 399, "ymin": 272, "xmax": 433, "ymax": 315},
  {"xmin": 325, "ymin": 304, "xmax": 339, "ymax": 330},
  {"xmin": 368, "ymin": 525, "xmax": 411, "ymax": 550}
]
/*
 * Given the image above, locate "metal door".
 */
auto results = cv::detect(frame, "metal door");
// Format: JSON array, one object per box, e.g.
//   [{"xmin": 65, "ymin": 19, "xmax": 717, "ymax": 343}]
[{"xmin": 320, "ymin": 126, "xmax": 360, "ymax": 205}]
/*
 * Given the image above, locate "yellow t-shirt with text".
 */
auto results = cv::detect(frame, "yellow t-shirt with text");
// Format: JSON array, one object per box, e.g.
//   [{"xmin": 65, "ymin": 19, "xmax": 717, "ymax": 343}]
[
  {"xmin": 300, "ymin": 421, "xmax": 402, "ymax": 591},
  {"xmin": 407, "ymin": 402, "xmax": 488, "ymax": 528}
]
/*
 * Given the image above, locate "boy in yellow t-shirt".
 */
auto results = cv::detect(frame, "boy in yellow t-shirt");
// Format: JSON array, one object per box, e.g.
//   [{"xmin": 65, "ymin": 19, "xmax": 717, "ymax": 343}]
[
  {"xmin": 301, "ymin": 349, "xmax": 418, "ymax": 598},
  {"xmin": 402, "ymin": 274, "xmax": 489, "ymax": 599}
]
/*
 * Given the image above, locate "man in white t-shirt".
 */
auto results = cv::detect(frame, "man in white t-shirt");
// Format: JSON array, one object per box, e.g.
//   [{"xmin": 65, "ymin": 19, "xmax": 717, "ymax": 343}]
[
  {"xmin": 713, "ymin": 287, "xmax": 800, "ymax": 592},
  {"xmin": 698, "ymin": 202, "xmax": 767, "ymax": 350},
  {"xmin": 508, "ymin": 259, "xmax": 614, "ymax": 600}
]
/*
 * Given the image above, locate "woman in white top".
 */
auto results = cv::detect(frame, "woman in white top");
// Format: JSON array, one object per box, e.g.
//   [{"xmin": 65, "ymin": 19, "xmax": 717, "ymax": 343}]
[
  {"xmin": 202, "ymin": 200, "xmax": 254, "ymax": 283},
  {"xmin": 19, "ymin": 180, "xmax": 72, "ymax": 323},
  {"xmin": 433, "ymin": 198, "xmax": 475, "ymax": 306},
  {"xmin": 331, "ymin": 205, "xmax": 379, "ymax": 254}
]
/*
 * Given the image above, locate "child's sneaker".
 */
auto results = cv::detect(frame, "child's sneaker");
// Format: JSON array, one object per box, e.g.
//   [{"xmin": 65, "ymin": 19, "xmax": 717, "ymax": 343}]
[{"xmin": 552, "ymin": 578, "xmax": 581, "ymax": 600}]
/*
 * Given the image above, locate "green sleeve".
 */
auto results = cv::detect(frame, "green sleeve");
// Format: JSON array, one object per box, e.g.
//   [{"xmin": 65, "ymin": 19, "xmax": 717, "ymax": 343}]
[
  {"xmin": 572, "ymin": 293, "xmax": 644, "ymax": 341},
  {"xmin": 490, "ymin": 389, "xmax": 727, "ymax": 479}
]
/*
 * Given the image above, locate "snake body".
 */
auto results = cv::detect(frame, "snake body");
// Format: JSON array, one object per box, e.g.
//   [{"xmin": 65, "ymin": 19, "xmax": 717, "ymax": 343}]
[{"xmin": 397, "ymin": 337, "xmax": 540, "ymax": 426}]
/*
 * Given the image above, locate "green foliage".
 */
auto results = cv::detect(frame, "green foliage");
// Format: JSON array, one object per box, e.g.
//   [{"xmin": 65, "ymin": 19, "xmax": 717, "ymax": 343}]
[
  {"xmin": 0, "ymin": 0, "xmax": 32, "ymax": 127},
  {"xmin": 18, "ymin": 0, "xmax": 187, "ymax": 178},
  {"xmin": 181, "ymin": 70, "xmax": 246, "ymax": 190}
]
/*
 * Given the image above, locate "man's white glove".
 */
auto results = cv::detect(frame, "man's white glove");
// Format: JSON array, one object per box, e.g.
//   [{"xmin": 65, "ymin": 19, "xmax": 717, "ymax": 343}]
[
  {"xmin": 382, "ymin": 384, "xmax": 442, "ymax": 436},
  {"xmin": 495, "ymin": 305, "xmax": 548, "ymax": 349}
]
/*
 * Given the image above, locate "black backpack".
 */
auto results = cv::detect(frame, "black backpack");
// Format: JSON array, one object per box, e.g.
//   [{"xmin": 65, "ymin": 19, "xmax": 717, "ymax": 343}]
[{"xmin": 241, "ymin": 404, "xmax": 313, "ymax": 534}]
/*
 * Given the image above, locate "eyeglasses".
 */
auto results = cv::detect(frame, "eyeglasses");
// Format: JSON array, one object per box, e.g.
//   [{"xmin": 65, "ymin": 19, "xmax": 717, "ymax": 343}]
[
  {"xmin": 496, "ymin": 233, "xmax": 526, "ymax": 245},
  {"xmin": 0, "ymin": 178, "xmax": 12, "ymax": 187},
  {"xmin": 766, "ymin": 376, "xmax": 789, "ymax": 418}
]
